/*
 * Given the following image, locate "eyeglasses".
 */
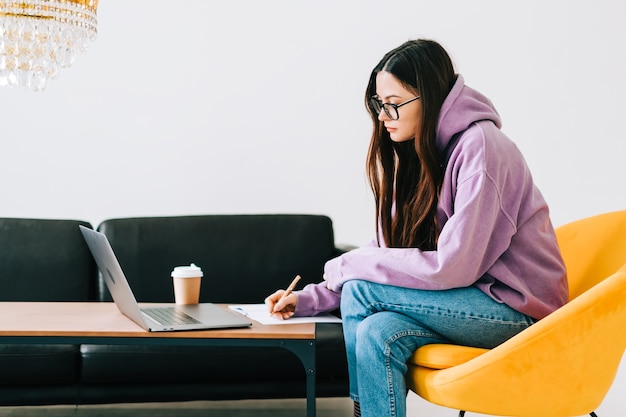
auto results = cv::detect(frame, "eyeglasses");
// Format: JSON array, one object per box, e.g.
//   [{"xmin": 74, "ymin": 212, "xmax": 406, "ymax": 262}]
[{"xmin": 370, "ymin": 96, "xmax": 420, "ymax": 120}]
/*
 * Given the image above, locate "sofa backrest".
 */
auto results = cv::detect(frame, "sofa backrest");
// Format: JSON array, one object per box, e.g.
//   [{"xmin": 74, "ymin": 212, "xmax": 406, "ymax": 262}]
[
  {"xmin": 97, "ymin": 214, "xmax": 340, "ymax": 304},
  {"xmin": 0, "ymin": 218, "xmax": 97, "ymax": 301}
]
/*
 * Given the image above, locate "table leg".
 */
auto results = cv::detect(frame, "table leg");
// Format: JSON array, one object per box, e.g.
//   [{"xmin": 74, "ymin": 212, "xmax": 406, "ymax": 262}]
[{"xmin": 280, "ymin": 339, "xmax": 316, "ymax": 417}]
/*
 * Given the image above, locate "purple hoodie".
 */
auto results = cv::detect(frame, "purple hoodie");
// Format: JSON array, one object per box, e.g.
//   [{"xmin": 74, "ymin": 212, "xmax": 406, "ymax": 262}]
[{"xmin": 295, "ymin": 75, "xmax": 568, "ymax": 320}]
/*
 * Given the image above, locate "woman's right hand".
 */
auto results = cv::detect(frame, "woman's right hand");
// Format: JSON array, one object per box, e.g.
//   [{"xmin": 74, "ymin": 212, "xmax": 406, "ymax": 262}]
[{"xmin": 264, "ymin": 289, "xmax": 298, "ymax": 320}]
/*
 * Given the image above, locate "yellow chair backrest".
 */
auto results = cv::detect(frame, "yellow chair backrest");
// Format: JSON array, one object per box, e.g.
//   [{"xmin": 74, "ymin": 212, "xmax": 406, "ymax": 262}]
[{"xmin": 555, "ymin": 209, "xmax": 626, "ymax": 300}]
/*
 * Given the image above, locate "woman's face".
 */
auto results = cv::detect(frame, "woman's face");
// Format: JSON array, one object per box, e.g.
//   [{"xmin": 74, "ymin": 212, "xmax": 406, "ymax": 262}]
[{"xmin": 374, "ymin": 71, "xmax": 422, "ymax": 143}]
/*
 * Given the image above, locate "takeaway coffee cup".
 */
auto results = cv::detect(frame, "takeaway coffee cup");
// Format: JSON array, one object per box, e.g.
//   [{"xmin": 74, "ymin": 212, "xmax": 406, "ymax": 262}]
[{"xmin": 171, "ymin": 263, "xmax": 203, "ymax": 305}]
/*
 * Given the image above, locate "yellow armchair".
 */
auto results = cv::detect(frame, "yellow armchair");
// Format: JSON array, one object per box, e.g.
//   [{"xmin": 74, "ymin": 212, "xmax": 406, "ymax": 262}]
[{"xmin": 406, "ymin": 210, "xmax": 626, "ymax": 417}]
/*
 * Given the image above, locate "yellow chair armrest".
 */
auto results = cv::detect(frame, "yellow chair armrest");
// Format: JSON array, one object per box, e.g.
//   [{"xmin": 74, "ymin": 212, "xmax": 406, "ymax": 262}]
[{"xmin": 408, "ymin": 344, "xmax": 489, "ymax": 369}]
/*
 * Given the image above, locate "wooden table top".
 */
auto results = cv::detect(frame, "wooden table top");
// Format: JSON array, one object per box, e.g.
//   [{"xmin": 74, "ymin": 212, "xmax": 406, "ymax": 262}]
[{"xmin": 0, "ymin": 302, "xmax": 315, "ymax": 340}]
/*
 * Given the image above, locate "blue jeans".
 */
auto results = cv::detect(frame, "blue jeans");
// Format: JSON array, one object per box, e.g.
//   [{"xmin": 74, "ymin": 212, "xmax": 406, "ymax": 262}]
[{"xmin": 340, "ymin": 279, "xmax": 536, "ymax": 417}]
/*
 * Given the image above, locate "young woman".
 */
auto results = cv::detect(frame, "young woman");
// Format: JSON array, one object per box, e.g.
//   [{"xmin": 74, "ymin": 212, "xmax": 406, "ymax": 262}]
[{"xmin": 265, "ymin": 39, "xmax": 567, "ymax": 417}]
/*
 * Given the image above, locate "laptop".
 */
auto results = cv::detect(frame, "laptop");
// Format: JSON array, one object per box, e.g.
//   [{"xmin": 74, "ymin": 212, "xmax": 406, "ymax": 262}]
[{"xmin": 79, "ymin": 225, "xmax": 252, "ymax": 332}]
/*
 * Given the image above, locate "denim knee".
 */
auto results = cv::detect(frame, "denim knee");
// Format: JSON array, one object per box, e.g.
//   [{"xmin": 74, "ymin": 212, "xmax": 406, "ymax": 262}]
[
  {"xmin": 340, "ymin": 279, "xmax": 367, "ymax": 314},
  {"xmin": 355, "ymin": 313, "xmax": 386, "ymax": 350}
]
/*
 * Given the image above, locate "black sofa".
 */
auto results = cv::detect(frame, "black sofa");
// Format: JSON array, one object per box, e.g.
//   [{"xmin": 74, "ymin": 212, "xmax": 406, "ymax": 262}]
[{"xmin": 0, "ymin": 215, "xmax": 349, "ymax": 406}]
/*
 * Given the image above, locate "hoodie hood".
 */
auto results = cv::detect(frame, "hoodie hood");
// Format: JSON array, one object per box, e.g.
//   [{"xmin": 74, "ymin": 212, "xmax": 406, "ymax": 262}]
[{"xmin": 436, "ymin": 74, "xmax": 502, "ymax": 153}]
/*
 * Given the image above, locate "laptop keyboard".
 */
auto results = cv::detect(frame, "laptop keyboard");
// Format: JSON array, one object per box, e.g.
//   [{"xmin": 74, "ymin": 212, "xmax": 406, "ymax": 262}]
[{"xmin": 142, "ymin": 307, "xmax": 201, "ymax": 326}]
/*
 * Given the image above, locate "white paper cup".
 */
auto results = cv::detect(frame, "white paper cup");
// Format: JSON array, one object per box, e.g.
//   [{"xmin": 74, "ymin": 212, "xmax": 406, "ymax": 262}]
[{"xmin": 171, "ymin": 263, "xmax": 203, "ymax": 305}]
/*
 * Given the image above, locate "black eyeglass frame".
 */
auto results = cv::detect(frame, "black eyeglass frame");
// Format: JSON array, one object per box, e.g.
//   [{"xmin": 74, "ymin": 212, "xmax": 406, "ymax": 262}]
[{"xmin": 370, "ymin": 96, "xmax": 420, "ymax": 120}]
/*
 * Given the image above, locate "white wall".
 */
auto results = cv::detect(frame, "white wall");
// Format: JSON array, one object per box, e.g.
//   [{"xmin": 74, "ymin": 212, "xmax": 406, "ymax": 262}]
[{"xmin": 1, "ymin": 0, "xmax": 625, "ymax": 247}]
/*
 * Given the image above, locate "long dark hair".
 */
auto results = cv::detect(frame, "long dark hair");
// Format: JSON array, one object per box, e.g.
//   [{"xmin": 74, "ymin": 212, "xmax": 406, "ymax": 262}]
[{"xmin": 365, "ymin": 39, "xmax": 456, "ymax": 250}]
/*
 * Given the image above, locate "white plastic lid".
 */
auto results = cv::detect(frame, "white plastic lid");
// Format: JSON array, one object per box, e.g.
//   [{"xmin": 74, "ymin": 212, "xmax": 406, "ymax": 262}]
[{"xmin": 171, "ymin": 263, "xmax": 203, "ymax": 278}]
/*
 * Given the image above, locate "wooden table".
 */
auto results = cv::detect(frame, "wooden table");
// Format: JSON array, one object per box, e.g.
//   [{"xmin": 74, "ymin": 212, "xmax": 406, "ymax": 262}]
[{"xmin": 0, "ymin": 302, "xmax": 318, "ymax": 417}]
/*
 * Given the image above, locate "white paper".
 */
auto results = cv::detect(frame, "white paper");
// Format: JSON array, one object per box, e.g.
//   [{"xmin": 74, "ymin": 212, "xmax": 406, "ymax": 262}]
[{"xmin": 229, "ymin": 304, "xmax": 342, "ymax": 325}]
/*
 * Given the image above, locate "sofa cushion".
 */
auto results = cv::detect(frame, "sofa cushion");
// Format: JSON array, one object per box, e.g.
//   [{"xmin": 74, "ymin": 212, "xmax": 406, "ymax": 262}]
[
  {"xmin": 80, "ymin": 344, "xmax": 305, "ymax": 384},
  {"xmin": 0, "ymin": 344, "xmax": 80, "ymax": 385},
  {"xmin": 80, "ymin": 323, "xmax": 347, "ymax": 385},
  {"xmin": 0, "ymin": 218, "xmax": 97, "ymax": 301},
  {"xmin": 96, "ymin": 214, "xmax": 339, "ymax": 303}
]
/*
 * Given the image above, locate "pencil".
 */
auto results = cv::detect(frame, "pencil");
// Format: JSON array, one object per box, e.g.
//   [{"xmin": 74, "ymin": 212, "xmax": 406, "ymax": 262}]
[{"xmin": 273, "ymin": 275, "xmax": 301, "ymax": 313}]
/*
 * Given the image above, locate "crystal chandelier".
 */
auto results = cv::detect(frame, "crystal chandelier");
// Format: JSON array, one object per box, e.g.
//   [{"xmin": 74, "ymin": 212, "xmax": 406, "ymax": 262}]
[{"xmin": 0, "ymin": 0, "xmax": 98, "ymax": 91}]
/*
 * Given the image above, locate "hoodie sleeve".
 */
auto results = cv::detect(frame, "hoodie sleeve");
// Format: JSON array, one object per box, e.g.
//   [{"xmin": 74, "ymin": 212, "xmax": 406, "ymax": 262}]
[
  {"xmin": 293, "ymin": 237, "xmax": 379, "ymax": 316},
  {"xmin": 323, "ymin": 177, "xmax": 514, "ymax": 292},
  {"xmin": 293, "ymin": 281, "xmax": 342, "ymax": 317},
  {"xmin": 322, "ymin": 125, "xmax": 518, "ymax": 294}
]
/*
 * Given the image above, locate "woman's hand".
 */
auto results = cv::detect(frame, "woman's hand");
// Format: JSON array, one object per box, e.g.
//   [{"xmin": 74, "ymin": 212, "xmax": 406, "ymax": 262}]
[{"xmin": 264, "ymin": 289, "xmax": 298, "ymax": 320}]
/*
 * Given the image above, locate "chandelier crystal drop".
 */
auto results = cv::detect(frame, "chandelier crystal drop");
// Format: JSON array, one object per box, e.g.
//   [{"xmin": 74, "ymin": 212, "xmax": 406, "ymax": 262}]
[{"xmin": 0, "ymin": 0, "xmax": 98, "ymax": 91}]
